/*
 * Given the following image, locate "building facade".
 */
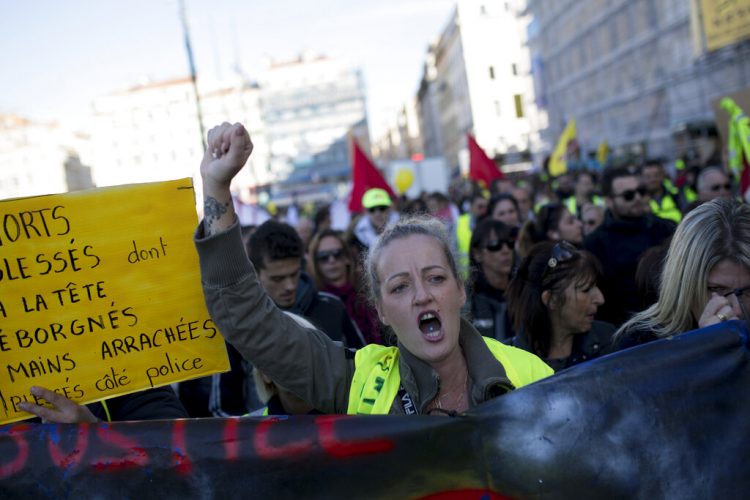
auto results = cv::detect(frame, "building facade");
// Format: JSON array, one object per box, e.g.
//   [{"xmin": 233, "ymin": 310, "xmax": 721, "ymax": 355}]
[
  {"xmin": 0, "ymin": 115, "xmax": 93, "ymax": 200},
  {"xmin": 259, "ymin": 52, "xmax": 368, "ymax": 200},
  {"xmin": 372, "ymin": 99, "xmax": 424, "ymax": 162},
  {"xmin": 85, "ymin": 77, "xmax": 270, "ymax": 206},
  {"xmin": 526, "ymin": 0, "xmax": 750, "ymax": 161},
  {"xmin": 416, "ymin": 45, "xmax": 446, "ymax": 159},
  {"xmin": 416, "ymin": 0, "xmax": 539, "ymax": 171}
]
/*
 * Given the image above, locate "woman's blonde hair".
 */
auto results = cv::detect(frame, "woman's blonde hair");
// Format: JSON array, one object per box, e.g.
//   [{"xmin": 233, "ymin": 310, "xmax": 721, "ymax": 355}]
[{"xmin": 617, "ymin": 198, "xmax": 750, "ymax": 338}]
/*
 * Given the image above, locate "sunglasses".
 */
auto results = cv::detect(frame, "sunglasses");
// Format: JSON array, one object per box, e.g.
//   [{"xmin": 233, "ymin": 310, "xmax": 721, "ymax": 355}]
[
  {"xmin": 315, "ymin": 249, "xmax": 344, "ymax": 262},
  {"xmin": 545, "ymin": 242, "xmax": 576, "ymax": 275},
  {"xmin": 484, "ymin": 239, "xmax": 515, "ymax": 252},
  {"xmin": 368, "ymin": 205, "xmax": 390, "ymax": 213},
  {"xmin": 709, "ymin": 183, "xmax": 732, "ymax": 192},
  {"xmin": 615, "ymin": 186, "xmax": 647, "ymax": 201}
]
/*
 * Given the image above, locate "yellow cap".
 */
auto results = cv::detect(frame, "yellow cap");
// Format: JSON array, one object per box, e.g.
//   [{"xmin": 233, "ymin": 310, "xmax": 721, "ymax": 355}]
[{"xmin": 362, "ymin": 188, "xmax": 392, "ymax": 209}]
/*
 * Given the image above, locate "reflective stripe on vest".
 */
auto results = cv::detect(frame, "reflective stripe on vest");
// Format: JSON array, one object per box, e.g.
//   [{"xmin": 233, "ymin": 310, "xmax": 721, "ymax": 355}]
[
  {"xmin": 347, "ymin": 345, "xmax": 401, "ymax": 415},
  {"xmin": 564, "ymin": 195, "xmax": 604, "ymax": 216},
  {"xmin": 455, "ymin": 214, "xmax": 472, "ymax": 278},
  {"xmin": 346, "ymin": 338, "xmax": 553, "ymax": 415},
  {"xmin": 649, "ymin": 192, "xmax": 681, "ymax": 223}
]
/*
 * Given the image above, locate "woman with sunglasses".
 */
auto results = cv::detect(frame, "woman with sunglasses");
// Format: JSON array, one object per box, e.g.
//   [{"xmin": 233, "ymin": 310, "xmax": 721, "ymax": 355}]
[
  {"xmin": 507, "ymin": 241, "xmax": 615, "ymax": 372},
  {"xmin": 615, "ymin": 198, "xmax": 750, "ymax": 349},
  {"xmin": 466, "ymin": 218, "xmax": 517, "ymax": 341},
  {"xmin": 308, "ymin": 229, "xmax": 382, "ymax": 344},
  {"xmin": 195, "ymin": 122, "xmax": 552, "ymax": 416},
  {"xmin": 516, "ymin": 203, "xmax": 583, "ymax": 259}
]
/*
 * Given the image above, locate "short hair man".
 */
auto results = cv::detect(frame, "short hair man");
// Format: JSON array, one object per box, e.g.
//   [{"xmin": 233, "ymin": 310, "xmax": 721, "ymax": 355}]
[
  {"xmin": 564, "ymin": 171, "xmax": 603, "ymax": 217},
  {"xmin": 455, "ymin": 192, "xmax": 488, "ymax": 276},
  {"xmin": 247, "ymin": 220, "xmax": 364, "ymax": 345},
  {"xmin": 584, "ymin": 167, "xmax": 676, "ymax": 326},
  {"xmin": 697, "ymin": 167, "xmax": 733, "ymax": 203},
  {"xmin": 511, "ymin": 185, "xmax": 533, "ymax": 223},
  {"xmin": 490, "ymin": 178, "xmax": 514, "ymax": 195},
  {"xmin": 208, "ymin": 220, "xmax": 364, "ymax": 417},
  {"xmin": 641, "ymin": 159, "xmax": 682, "ymax": 223},
  {"xmin": 354, "ymin": 188, "xmax": 399, "ymax": 248}
]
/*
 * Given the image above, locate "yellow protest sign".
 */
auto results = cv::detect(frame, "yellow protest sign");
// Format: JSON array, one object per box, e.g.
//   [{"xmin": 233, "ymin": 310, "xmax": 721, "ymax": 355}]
[{"xmin": 0, "ymin": 179, "xmax": 229, "ymax": 424}]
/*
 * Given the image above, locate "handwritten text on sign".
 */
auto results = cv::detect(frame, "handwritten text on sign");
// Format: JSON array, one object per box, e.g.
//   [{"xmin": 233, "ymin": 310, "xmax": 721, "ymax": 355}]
[{"xmin": 0, "ymin": 179, "xmax": 229, "ymax": 424}]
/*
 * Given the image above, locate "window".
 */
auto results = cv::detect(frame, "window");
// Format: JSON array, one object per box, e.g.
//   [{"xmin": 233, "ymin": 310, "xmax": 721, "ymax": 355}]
[
  {"xmin": 495, "ymin": 100, "xmax": 501, "ymax": 116},
  {"xmin": 514, "ymin": 94, "xmax": 524, "ymax": 118},
  {"xmin": 511, "ymin": 63, "xmax": 518, "ymax": 76},
  {"xmin": 489, "ymin": 66, "xmax": 495, "ymax": 79}
]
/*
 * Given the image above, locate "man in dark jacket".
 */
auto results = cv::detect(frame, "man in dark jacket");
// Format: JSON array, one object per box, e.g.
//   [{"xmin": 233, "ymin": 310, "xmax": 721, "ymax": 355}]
[
  {"xmin": 190, "ymin": 219, "xmax": 364, "ymax": 417},
  {"xmin": 584, "ymin": 167, "xmax": 676, "ymax": 327},
  {"xmin": 246, "ymin": 220, "xmax": 364, "ymax": 347}
]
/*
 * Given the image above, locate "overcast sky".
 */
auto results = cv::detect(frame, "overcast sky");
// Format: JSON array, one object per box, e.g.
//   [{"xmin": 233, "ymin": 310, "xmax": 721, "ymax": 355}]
[{"xmin": 0, "ymin": 0, "xmax": 455, "ymax": 137}]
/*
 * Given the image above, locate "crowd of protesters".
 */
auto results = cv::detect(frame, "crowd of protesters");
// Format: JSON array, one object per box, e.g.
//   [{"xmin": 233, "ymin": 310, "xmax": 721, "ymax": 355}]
[{"xmin": 17, "ymin": 122, "xmax": 750, "ymax": 422}]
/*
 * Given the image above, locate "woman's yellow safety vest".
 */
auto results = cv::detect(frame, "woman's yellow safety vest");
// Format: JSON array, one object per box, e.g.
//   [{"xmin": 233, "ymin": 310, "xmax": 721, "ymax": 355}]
[{"xmin": 346, "ymin": 338, "xmax": 553, "ymax": 415}]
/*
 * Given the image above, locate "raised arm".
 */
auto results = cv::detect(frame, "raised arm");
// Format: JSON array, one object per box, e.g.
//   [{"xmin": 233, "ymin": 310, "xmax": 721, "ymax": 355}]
[
  {"xmin": 200, "ymin": 122, "xmax": 254, "ymax": 236},
  {"xmin": 195, "ymin": 123, "xmax": 355, "ymax": 414}
]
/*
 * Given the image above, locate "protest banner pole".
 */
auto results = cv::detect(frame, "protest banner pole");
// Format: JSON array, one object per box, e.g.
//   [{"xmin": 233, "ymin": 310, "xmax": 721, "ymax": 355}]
[{"xmin": 179, "ymin": 0, "xmax": 207, "ymax": 153}]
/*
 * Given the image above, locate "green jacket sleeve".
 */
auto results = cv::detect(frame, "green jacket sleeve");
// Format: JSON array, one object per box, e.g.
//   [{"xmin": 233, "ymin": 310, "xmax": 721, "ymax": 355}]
[{"xmin": 194, "ymin": 221, "xmax": 355, "ymax": 414}]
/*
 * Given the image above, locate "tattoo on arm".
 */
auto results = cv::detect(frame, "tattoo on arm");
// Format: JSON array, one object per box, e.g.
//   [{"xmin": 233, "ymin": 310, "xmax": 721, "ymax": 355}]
[{"xmin": 204, "ymin": 196, "xmax": 231, "ymax": 235}]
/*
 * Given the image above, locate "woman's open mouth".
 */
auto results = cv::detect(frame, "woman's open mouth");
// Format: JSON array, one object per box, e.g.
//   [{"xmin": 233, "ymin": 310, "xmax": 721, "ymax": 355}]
[{"xmin": 418, "ymin": 310, "xmax": 443, "ymax": 341}]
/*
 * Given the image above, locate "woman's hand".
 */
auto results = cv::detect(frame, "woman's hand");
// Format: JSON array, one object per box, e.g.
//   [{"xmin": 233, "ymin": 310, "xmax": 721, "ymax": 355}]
[
  {"xmin": 18, "ymin": 386, "xmax": 99, "ymax": 424},
  {"xmin": 199, "ymin": 122, "xmax": 253, "ymax": 235},
  {"xmin": 697, "ymin": 292, "xmax": 738, "ymax": 328},
  {"xmin": 200, "ymin": 122, "xmax": 253, "ymax": 190}
]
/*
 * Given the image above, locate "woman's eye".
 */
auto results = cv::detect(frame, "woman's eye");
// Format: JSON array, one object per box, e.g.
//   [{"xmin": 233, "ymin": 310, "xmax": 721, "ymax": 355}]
[
  {"xmin": 429, "ymin": 275, "xmax": 446, "ymax": 284},
  {"xmin": 391, "ymin": 284, "xmax": 406, "ymax": 294}
]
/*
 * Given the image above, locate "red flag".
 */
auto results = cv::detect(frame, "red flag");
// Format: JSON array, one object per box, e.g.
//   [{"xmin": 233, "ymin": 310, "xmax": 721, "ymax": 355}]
[
  {"xmin": 349, "ymin": 139, "xmax": 395, "ymax": 213},
  {"xmin": 468, "ymin": 134, "xmax": 503, "ymax": 188}
]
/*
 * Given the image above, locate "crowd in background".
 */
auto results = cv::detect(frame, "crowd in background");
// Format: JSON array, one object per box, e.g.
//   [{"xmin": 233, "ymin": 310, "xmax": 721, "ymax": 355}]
[
  {"xmin": 14, "ymin": 142, "xmax": 747, "ymax": 423},
  {"xmin": 176, "ymin": 156, "xmax": 745, "ymax": 417}
]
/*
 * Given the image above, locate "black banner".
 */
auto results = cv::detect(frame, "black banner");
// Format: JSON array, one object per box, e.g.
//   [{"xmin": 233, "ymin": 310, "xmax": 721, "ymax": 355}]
[{"xmin": 1, "ymin": 320, "xmax": 748, "ymax": 498}]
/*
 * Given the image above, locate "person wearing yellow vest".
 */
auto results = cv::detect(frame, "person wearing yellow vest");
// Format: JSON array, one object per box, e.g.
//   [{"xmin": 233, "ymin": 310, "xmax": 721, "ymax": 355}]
[
  {"xmin": 641, "ymin": 160, "xmax": 682, "ymax": 223},
  {"xmin": 455, "ymin": 192, "xmax": 488, "ymax": 278},
  {"xmin": 195, "ymin": 122, "xmax": 552, "ymax": 416},
  {"xmin": 563, "ymin": 171, "xmax": 604, "ymax": 217}
]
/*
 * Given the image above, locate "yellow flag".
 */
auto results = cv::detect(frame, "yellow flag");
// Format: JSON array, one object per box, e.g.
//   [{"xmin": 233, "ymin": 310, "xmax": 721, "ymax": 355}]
[
  {"xmin": 549, "ymin": 119, "xmax": 576, "ymax": 177},
  {"xmin": 597, "ymin": 140, "xmax": 609, "ymax": 166}
]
